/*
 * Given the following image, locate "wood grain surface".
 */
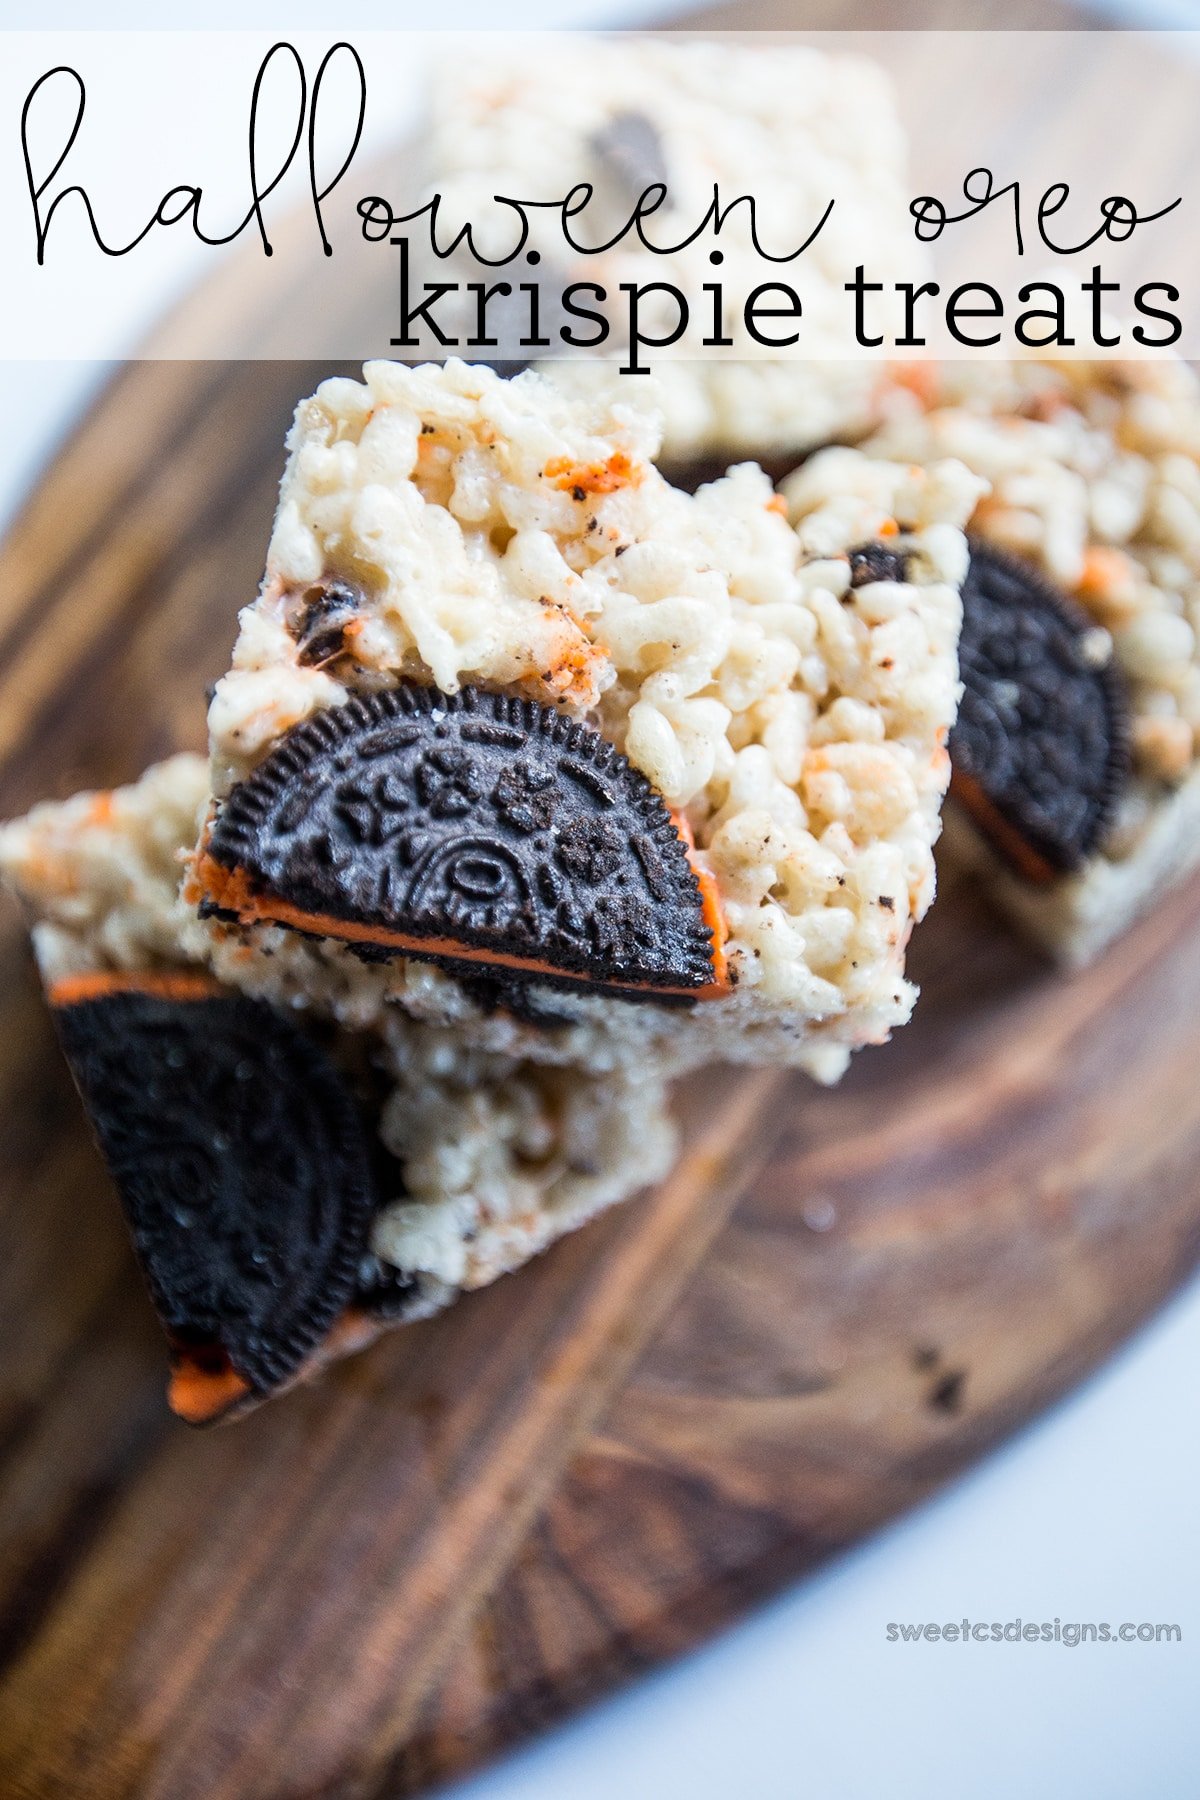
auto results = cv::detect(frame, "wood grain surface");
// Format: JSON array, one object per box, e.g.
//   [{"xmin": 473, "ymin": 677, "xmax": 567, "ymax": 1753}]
[{"xmin": 3, "ymin": 7, "xmax": 1199, "ymax": 1797}]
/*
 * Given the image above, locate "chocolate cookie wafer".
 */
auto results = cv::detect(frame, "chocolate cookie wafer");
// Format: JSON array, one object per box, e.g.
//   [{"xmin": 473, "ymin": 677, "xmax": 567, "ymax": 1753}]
[
  {"xmin": 951, "ymin": 543, "xmax": 1129, "ymax": 885},
  {"xmin": 50, "ymin": 972, "xmax": 378, "ymax": 1422}
]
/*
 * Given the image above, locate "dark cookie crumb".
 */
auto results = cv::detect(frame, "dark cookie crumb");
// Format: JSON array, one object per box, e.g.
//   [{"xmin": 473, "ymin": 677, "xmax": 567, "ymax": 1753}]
[
  {"xmin": 354, "ymin": 1252, "xmax": 423, "ymax": 1320},
  {"xmin": 290, "ymin": 580, "xmax": 362, "ymax": 668},
  {"xmin": 927, "ymin": 1368, "xmax": 966, "ymax": 1415},
  {"xmin": 847, "ymin": 542, "xmax": 910, "ymax": 589}
]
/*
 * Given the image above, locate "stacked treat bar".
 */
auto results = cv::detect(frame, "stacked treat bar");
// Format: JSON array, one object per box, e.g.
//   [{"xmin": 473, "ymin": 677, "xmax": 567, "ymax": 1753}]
[
  {"xmin": 191, "ymin": 359, "xmax": 972, "ymax": 1081},
  {"xmin": 865, "ymin": 361, "xmax": 1200, "ymax": 965},
  {"xmin": 5, "ymin": 39, "xmax": 1200, "ymax": 1424},
  {"xmin": 419, "ymin": 38, "xmax": 1200, "ymax": 964}
]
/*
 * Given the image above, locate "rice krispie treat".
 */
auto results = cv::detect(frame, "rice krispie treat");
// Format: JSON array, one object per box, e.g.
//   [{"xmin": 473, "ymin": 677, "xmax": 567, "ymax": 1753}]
[
  {"xmin": 0, "ymin": 756, "xmax": 676, "ymax": 1422},
  {"xmin": 417, "ymin": 37, "xmax": 921, "ymax": 471},
  {"xmin": 187, "ymin": 358, "xmax": 978, "ymax": 1084},
  {"xmin": 864, "ymin": 359, "xmax": 1200, "ymax": 964}
]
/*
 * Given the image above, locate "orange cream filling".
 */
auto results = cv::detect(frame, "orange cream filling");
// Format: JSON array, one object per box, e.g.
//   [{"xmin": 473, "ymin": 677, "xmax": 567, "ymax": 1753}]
[
  {"xmin": 168, "ymin": 1311, "xmax": 386, "ymax": 1424},
  {"xmin": 49, "ymin": 969, "xmax": 224, "ymax": 1008},
  {"xmin": 168, "ymin": 1356, "xmax": 253, "ymax": 1426},
  {"xmin": 671, "ymin": 811, "xmax": 729, "ymax": 992},
  {"xmin": 950, "ymin": 769, "xmax": 1059, "ymax": 887}
]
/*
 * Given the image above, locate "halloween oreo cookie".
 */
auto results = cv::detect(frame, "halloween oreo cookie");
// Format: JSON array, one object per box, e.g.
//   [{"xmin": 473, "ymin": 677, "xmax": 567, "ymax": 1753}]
[
  {"xmin": 951, "ymin": 544, "xmax": 1130, "ymax": 883},
  {"xmin": 50, "ymin": 972, "xmax": 377, "ymax": 1423},
  {"xmin": 195, "ymin": 684, "xmax": 726, "ymax": 1001}
]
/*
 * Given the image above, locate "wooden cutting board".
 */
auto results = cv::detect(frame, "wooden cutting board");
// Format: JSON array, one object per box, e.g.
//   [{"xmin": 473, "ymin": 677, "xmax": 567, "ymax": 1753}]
[{"xmin": 3, "ymin": 8, "xmax": 1200, "ymax": 1797}]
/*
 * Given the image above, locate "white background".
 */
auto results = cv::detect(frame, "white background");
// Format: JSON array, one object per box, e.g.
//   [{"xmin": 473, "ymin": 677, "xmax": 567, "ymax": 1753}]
[{"xmin": 2, "ymin": 5, "xmax": 1198, "ymax": 1797}]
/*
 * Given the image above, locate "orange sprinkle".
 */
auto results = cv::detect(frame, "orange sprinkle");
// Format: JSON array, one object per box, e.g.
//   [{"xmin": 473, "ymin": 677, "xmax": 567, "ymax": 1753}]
[
  {"xmin": 879, "ymin": 517, "xmax": 900, "ymax": 537},
  {"xmin": 529, "ymin": 637, "xmax": 607, "ymax": 707},
  {"xmin": 1077, "ymin": 545, "xmax": 1132, "ymax": 598},
  {"xmin": 882, "ymin": 361, "xmax": 937, "ymax": 407},
  {"xmin": 766, "ymin": 493, "xmax": 788, "ymax": 517},
  {"xmin": 543, "ymin": 453, "xmax": 641, "ymax": 497},
  {"xmin": 1023, "ymin": 389, "xmax": 1071, "ymax": 423},
  {"xmin": 970, "ymin": 493, "xmax": 1004, "ymax": 528}
]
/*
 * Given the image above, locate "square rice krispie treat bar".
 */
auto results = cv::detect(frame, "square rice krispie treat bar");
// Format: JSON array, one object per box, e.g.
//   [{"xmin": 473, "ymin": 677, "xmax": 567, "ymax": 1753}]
[
  {"xmin": 0, "ymin": 756, "xmax": 676, "ymax": 1422},
  {"xmin": 187, "ymin": 358, "xmax": 978, "ymax": 1084},
  {"xmin": 417, "ymin": 36, "xmax": 921, "ymax": 474},
  {"xmin": 865, "ymin": 359, "xmax": 1200, "ymax": 964}
]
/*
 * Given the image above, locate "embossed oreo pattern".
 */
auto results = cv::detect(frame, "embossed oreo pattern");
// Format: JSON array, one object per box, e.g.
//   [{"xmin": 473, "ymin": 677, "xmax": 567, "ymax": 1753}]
[
  {"xmin": 952, "ymin": 543, "xmax": 1130, "ymax": 875},
  {"xmin": 207, "ymin": 685, "xmax": 716, "ymax": 994},
  {"xmin": 55, "ymin": 991, "xmax": 376, "ymax": 1397}
]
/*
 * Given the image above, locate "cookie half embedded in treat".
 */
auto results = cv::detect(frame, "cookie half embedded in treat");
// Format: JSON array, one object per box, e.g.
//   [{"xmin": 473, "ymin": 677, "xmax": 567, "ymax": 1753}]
[
  {"xmin": 195, "ymin": 684, "xmax": 727, "ymax": 1001},
  {"xmin": 951, "ymin": 543, "xmax": 1130, "ymax": 884},
  {"xmin": 50, "ymin": 972, "xmax": 377, "ymax": 1424}
]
